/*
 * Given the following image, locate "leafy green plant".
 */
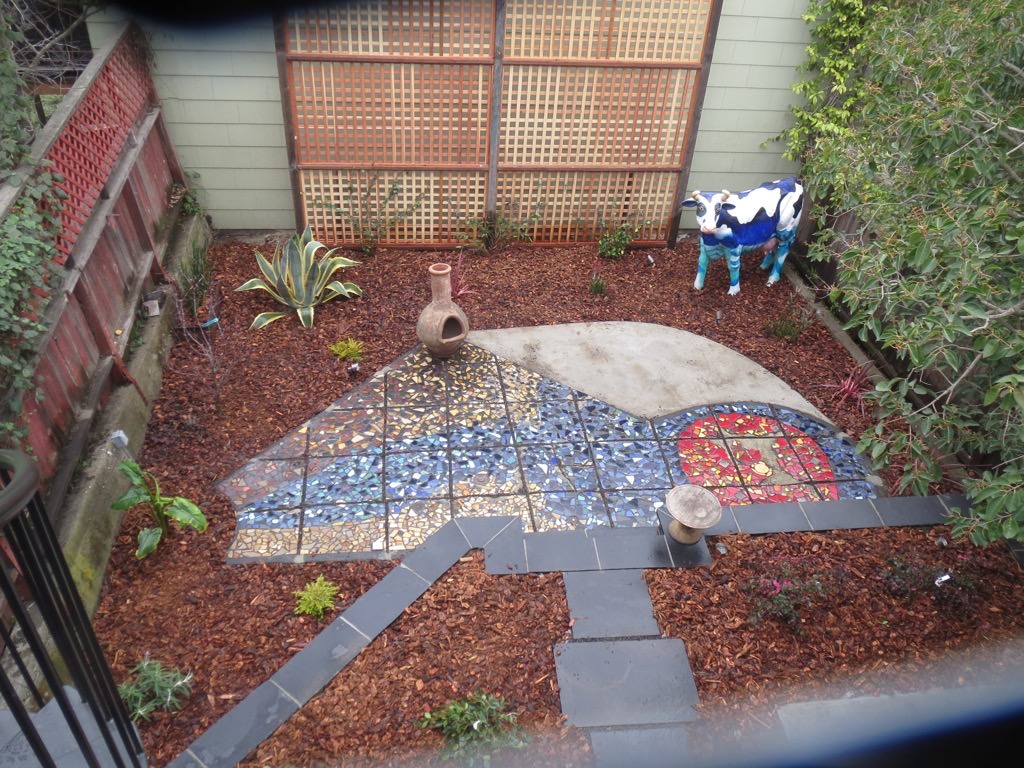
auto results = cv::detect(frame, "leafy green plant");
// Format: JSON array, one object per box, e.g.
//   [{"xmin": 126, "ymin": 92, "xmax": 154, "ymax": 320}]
[
  {"xmin": 118, "ymin": 658, "xmax": 193, "ymax": 722},
  {"xmin": 418, "ymin": 691, "xmax": 528, "ymax": 766},
  {"xmin": 294, "ymin": 575, "xmax": 339, "ymax": 619},
  {"xmin": 746, "ymin": 568, "xmax": 825, "ymax": 632},
  {"xmin": 328, "ymin": 337, "xmax": 363, "ymax": 362},
  {"xmin": 597, "ymin": 221, "xmax": 640, "ymax": 261},
  {"xmin": 883, "ymin": 557, "xmax": 979, "ymax": 612},
  {"xmin": 236, "ymin": 226, "xmax": 362, "ymax": 329},
  {"xmin": 780, "ymin": 0, "xmax": 1024, "ymax": 543},
  {"xmin": 589, "ymin": 260, "xmax": 606, "ymax": 296},
  {"xmin": 112, "ymin": 460, "xmax": 208, "ymax": 558},
  {"xmin": 0, "ymin": 19, "xmax": 63, "ymax": 446},
  {"xmin": 460, "ymin": 199, "xmax": 546, "ymax": 253},
  {"xmin": 763, "ymin": 302, "xmax": 813, "ymax": 343},
  {"xmin": 179, "ymin": 238, "xmax": 213, "ymax": 319},
  {"xmin": 181, "ymin": 191, "xmax": 202, "ymax": 216},
  {"xmin": 317, "ymin": 176, "xmax": 424, "ymax": 257}
]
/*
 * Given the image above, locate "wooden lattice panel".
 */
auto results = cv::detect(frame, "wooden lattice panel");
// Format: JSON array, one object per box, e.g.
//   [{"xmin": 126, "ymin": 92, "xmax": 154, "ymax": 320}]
[
  {"xmin": 504, "ymin": 0, "xmax": 711, "ymax": 62},
  {"xmin": 499, "ymin": 65, "xmax": 696, "ymax": 166},
  {"xmin": 495, "ymin": 171, "xmax": 678, "ymax": 241},
  {"xmin": 286, "ymin": 1, "xmax": 493, "ymax": 58},
  {"xmin": 44, "ymin": 36, "xmax": 153, "ymax": 263},
  {"xmin": 301, "ymin": 169, "xmax": 486, "ymax": 245},
  {"xmin": 291, "ymin": 61, "xmax": 490, "ymax": 166}
]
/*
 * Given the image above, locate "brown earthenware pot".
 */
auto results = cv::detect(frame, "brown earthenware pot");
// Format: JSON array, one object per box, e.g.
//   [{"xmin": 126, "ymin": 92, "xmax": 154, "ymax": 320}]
[{"xmin": 416, "ymin": 263, "xmax": 469, "ymax": 358}]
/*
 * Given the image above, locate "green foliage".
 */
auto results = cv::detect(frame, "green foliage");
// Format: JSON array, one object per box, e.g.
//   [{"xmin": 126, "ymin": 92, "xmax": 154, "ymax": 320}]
[
  {"xmin": 460, "ymin": 199, "xmax": 546, "ymax": 253},
  {"xmin": 788, "ymin": 0, "xmax": 1024, "ymax": 543},
  {"xmin": 117, "ymin": 658, "xmax": 192, "ymax": 722},
  {"xmin": 293, "ymin": 575, "xmax": 339, "ymax": 620},
  {"xmin": 112, "ymin": 460, "xmax": 207, "ymax": 558},
  {"xmin": 179, "ymin": 239, "xmax": 212, "ymax": 319},
  {"xmin": 589, "ymin": 261, "xmax": 606, "ymax": 295},
  {"xmin": 763, "ymin": 301, "xmax": 813, "ymax": 343},
  {"xmin": 418, "ymin": 691, "xmax": 528, "ymax": 766},
  {"xmin": 0, "ymin": 18, "xmax": 62, "ymax": 446},
  {"xmin": 597, "ymin": 221, "xmax": 640, "ymax": 261},
  {"xmin": 236, "ymin": 226, "xmax": 362, "ymax": 329},
  {"xmin": 328, "ymin": 337, "xmax": 363, "ymax": 362},
  {"xmin": 746, "ymin": 567, "xmax": 825, "ymax": 632},
  {"xmin": 180, "ymin": 190, "xmax": 202, "ymax": 216},
  {"xmin": 317, "ymin": 176, "xmax": 424, "ymax": 257}
]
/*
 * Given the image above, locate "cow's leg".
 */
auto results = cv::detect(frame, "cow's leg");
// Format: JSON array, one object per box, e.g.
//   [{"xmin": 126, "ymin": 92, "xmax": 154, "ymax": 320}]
[
  {"xmin": 767, "ymin": 231, "xmax": 795, "ymax": 286},
  {"xmin": 759, "ymin": 237, "xmax": 779, "ymax": 270},
  {"xmin": 693, "ymin": 243, "xmax": 710, "ymax": 290},
  {"xmin": 727, "ymin": 249, "xmax": 742, "ymax": 295}
]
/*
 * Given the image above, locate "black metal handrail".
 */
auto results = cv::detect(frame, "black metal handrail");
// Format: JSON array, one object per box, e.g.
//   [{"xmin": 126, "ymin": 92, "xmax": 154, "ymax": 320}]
[{"xmin": 0, "ymin": 450, "xmax": 145, "ymax": 767}]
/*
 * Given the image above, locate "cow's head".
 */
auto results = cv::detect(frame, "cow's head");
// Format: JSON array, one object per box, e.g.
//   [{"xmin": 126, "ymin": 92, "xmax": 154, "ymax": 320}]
[{"xmin": 680, "ymin": 190, "xmax": 733, "ymax": 235}]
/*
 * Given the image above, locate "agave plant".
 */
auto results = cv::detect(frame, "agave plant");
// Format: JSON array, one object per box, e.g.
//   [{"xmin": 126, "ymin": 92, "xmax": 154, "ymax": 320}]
[{"xmin": 236, "ymin": 227, "xmax": 362, "ymax": 329}]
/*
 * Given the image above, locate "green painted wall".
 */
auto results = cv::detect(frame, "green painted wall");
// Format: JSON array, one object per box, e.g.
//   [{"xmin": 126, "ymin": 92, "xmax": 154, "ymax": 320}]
[
  {"xmin": 681, "ymin": 0, "xmax": 809, "ymax": 224},
  {"xmin": 91, "ymin": 1, "xmax": 808, "ymax": 236},
  {"xmin": 88, "ymin": 10, "xmax": 296, "ymax": 231}
]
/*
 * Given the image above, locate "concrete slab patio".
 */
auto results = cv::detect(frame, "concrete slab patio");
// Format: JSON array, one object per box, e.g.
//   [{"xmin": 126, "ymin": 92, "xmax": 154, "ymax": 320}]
[{"xmin": 469, "ymin": 322, "xmax": 825, "ymax": 419}]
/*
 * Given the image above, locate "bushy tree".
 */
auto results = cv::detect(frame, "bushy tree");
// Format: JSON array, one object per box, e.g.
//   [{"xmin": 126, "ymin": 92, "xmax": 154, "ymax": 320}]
[{"xmin": 785, "ymin": 0, "xmax": 1024, "ymax": 544}]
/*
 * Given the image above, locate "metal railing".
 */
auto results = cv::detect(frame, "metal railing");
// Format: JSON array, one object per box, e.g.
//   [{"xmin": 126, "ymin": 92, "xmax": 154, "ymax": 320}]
[{"xmin": 0, "ymin": 450, "xmax": 145, "ymax": 767}]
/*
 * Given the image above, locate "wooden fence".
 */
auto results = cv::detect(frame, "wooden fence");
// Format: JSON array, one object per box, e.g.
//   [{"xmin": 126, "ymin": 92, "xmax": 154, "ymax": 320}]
[
  {"xmin": 0, "ymin": 24, "xmax": 184, "ymax": 506},
  {"xmin": 280, "ymin": 0, "xmax": 721, "ymax": 246}
]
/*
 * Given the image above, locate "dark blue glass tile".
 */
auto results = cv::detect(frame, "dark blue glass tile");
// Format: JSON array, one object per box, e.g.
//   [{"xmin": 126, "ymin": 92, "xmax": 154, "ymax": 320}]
[
  {"xmin": 576, "ymin": 397, "xmax": 656, "ymax": 441},
  {"xmin": 519, "ymin": 443, "xmax": 598, "ymax": 493},
  {"xmin": 237, "ymin": 508, "xmax": 302, "ymax": 529},
  {"xmin": 772, "ymin": 407, "xmax": 837, "ymax": 440},
  {"xmin": 591, "ymin": 441, "xmax": 673, "ymax": 491},
  {"xmin": 651, "ymin": 406, "xmax": 717, "ymax": 440},
  {"xmin": 447, "ymin": 402, "xmax": 515, "ymax": 448},
  {"xmin": 305, "ymin": 453, "xmax": 384, "ymax": 505},
  {"xmin": 450, "ymin": 446, "xmax": 525, "ymax": 496},
  {"xmin": 835, "ymin": 480, "xmax": 878, "ymax": 499},
  {"xmin": 384, "ymin": 450, "xmax": 449, "ymax": 499},
  {"xmin": 604, "ymin": 491, "xmax": 667, "ymax": 528},
  {"xmin": 530, "ymin": 492, "xmax": 611, "ymax": 531},
  {"xmin": 817, "ymin": 437, "xmax": 871, "ymax": 479},
  {"xmin": 303, "ymin": 502, "xmax": 386, "ymax": 526},
  {"xmin": 509, "ymin": 399, "xmax": 586, "ymax": 444}
]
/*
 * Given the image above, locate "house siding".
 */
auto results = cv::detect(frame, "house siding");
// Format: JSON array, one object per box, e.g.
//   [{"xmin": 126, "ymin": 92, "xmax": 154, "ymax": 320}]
[
  {"xmin": 682, "ymin": 0, "xmax": 809, "ymax": 219},
  {"xmin": 88, "ymin": 11, "xmax": 296, "ymax": 230}
]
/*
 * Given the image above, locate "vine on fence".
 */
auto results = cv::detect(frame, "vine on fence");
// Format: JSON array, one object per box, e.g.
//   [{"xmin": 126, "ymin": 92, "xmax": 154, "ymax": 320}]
[
  {"xmin": 0, "ymin": 17, "xmax": 62, "ymax": 445},
  {"xmin": 781, "ymin": 0, "xmax": 1024, "ymax": 543}
]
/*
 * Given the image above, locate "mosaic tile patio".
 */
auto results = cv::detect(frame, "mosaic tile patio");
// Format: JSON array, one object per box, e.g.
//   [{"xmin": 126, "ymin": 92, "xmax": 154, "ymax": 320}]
[{"xmin": 220, "ymin": 344, "xmax": 879, "ymax": 559}]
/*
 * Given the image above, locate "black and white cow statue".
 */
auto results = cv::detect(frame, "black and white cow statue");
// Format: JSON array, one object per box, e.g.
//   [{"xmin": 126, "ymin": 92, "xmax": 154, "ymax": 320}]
[{"xmin": 680, "ymin": 176, "xmax": 804, "ymax": 295}]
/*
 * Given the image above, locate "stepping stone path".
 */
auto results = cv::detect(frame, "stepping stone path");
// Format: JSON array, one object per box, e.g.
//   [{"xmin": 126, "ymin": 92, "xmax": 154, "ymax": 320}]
[{"xmin": 558, "ymin": 570, "xmax": 698, "ymax": 765}]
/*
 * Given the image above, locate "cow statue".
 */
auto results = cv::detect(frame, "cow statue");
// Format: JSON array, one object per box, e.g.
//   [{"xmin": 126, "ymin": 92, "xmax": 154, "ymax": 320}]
[{"xmin": 680, "ymin": 176, "xmax": 804, "ymax": 296}]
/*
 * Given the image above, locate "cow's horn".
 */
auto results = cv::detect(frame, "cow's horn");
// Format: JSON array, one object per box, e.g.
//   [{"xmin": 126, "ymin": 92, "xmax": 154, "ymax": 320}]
[
  {"xmin": 691, "ymin": 191, "xmax": 700, "ymax": 200},
  {"xmin": 721, "ymin": 189, "xmax": 731, "ymax": 201}
]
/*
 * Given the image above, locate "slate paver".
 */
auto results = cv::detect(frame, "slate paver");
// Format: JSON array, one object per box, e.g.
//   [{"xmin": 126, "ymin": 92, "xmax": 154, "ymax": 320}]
[
  {"xmin": 871, "ymin": 496, "xmax": 948, "ymax": 527},
  {"xmin": 554, "ymin": 639, "xmax": 699, "ymax": 727},
  {"xmin": 562, "ymin": 570, "xmax": 660, "ymax": 639},
  {"xmin": 588, "ymin": 725, "xmax": 690, "ymax": 768},
  {"xmin": 524, "ymin": 530, "xmax": 599, "ymax": 572},
  {"xmin": 588, "ymin": 527, "xmax": 673, "ymax": 570}
]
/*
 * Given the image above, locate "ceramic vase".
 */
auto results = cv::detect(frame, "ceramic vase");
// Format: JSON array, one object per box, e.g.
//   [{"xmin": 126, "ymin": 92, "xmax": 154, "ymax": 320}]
[{"xmin": 416, "ymin": 263, "xmax": 469, "ymax": 358}]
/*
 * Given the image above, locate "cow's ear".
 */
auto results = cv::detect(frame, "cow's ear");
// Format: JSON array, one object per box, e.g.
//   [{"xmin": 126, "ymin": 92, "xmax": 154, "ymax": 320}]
[
  {"xmin": 679, "ymin": 199, "xmax": 698, "ymax": 209},
  {"xmin": 721, "ymin": 202, "xmax": 737, "ymax": 212}
]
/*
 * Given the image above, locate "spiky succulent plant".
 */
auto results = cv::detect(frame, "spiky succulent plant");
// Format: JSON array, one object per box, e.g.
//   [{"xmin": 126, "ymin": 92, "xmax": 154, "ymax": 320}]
[{"xmin": 236, "ymin": 227, "xmax": 362, "ymax": 329}]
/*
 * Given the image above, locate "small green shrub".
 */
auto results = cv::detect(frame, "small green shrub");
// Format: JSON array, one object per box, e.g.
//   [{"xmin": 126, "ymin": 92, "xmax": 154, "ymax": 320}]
[
  {"xmin": 236, "ymin": 226, "xmax": 362, "ymax": 329},
  {"xmin": 294, "ymin": 575, "xmax": 339, "ymax": 619},
  {"xmin": 746, "ymin": 568, "xmax": 825, "ymax": 632},
  {"xmin": 179, "ymin": 239, "xmax": 213, "ymax": 319},
  {"xmin": 181, "ymin": 191, "xmax": 202, "ymax": 216},
  {"xmin": 112, "ymin": 460, "xmax": 207, "ymax": 558},
  {"xmin": 883, "ymin": 557, "xmax": 979, "ymax": 612},
  {"xmin": 118, "ymin": 658, "xmax": 192, "ymax": 722},
  {"xmin": 418, "ymin": 691, "xmax": 528, "ymax": 766},
  {"xmin": 597, "ymin": 222, "xmax": 639, "ymax": 261},
  {"xmin": 317, "ymin": 176, "xmax": 424, "ymax": 257},
  {"xmin": 460, "ymin": 199, "xmax": 545, "ymax": 253},
  {"xmin": 329, "ymin": 338, "xmax": 364, "ymax": 362},
  {"xmin": 763, "ymin": 302, "xmax": 813, "ymax": 343},
  {"xmin": 589, "ymin": 261, "xmax": 606, "ymax": 296}
]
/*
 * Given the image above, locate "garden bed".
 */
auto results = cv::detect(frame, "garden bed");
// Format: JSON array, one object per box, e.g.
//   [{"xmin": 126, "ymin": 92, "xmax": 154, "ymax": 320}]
[{"xmin": 91, "ymin": 238, "xmax": 998, "ymax": 766}]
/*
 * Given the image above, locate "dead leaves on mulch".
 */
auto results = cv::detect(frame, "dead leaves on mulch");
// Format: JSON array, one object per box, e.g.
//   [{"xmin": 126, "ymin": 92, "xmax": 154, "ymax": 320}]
[
  {"xmin": 245, "ymin": 553, "xmax": 589, "ymax": 768},
  {"xmin": 647, "ymin": 527, "xmax": 1024, "ymax": 750}
]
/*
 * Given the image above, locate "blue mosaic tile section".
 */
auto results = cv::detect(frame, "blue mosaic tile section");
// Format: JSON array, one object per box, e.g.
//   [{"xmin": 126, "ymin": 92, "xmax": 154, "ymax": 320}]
[{"xmin": 220, "ymin": 342, "xmax": 883, "ymax": 558}]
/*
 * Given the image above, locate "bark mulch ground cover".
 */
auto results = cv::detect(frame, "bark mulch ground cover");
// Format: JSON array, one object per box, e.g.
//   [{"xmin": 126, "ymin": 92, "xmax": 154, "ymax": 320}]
[
  {"xmin": 90, "ymin": 237, "xmax": 999, "ymax": 766},
  {"xmin": 244, "ymin": 553, "xmax": 588, "ymax": 768},
  {"xmin": 647, "ymin": 526, "xmax": 1024, "ymax": 758}
]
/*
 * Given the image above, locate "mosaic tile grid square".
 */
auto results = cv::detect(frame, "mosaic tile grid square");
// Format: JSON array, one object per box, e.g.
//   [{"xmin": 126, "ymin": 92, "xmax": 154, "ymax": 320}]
[{"xmin": 221, "ymin": 343, "xmax": 881, "ymax": 559}]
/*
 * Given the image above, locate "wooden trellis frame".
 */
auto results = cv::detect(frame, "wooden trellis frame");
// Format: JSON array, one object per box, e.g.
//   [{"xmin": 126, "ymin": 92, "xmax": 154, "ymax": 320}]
[{"xmin": 276, "ymin": 0, "xmax": 723, "ymax": 246}]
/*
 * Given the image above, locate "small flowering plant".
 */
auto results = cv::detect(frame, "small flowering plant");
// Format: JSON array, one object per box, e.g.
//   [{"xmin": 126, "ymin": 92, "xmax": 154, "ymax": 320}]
[{"xmin": 746, "ymin": 564, "xmax": 825, "ymax": 632}]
